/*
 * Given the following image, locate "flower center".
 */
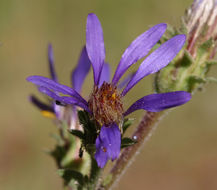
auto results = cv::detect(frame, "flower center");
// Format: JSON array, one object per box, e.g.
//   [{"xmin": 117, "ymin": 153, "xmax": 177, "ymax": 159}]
[{"xmin": 88, "ymin": 82, "xmax": 124, "ymax": 125}]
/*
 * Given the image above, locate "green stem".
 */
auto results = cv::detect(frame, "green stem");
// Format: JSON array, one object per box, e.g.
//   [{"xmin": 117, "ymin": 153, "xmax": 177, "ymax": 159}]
[
  {"xmin": 89, "ymin": 157, "xmax": 102, "ymax": 190},
  {"xmin": 101, "ymin": 111, "xmax": 166, "ymax": 190}
]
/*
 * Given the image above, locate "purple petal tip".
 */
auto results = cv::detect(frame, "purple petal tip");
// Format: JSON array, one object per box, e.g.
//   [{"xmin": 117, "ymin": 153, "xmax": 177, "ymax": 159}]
[
  {"xmin": 124, "ymin": 91, "xmax": 192, "ymax": 116},
  {"xmin": 175, "ymin": 34, "xmax": 186, "ymax": 45},
  {"xmin": 86, "ymin": 12, "xmax": 105, "ymax": 85}
]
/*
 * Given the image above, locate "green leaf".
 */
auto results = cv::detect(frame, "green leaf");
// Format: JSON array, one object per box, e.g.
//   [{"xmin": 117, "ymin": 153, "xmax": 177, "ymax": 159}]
[
  {"xmin": 206, "ymin": 77, "xmax": 217, "ymax": 84},
  {"xmin": 57, "ymin": 169, "xmax": 84, "ymax": 186},
  {"xmin": 121, "ymin": 137, "xmax": 137, "ymax": 148},
  {"xmin": 69, "ymin": 129, "xmax": 85, "ymax": 139},
  {"xmin": 122, "ymin": 118, "xmax": 134, "ymax": 134},
  {"xmin": 50, "ymin": 145, "xmax": 67, "ymax": 167}
]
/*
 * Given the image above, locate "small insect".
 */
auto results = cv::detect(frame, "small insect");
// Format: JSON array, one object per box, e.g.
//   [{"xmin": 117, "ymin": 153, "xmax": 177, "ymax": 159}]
[
  {"xmin": 55, "ymin": 100, "xmax": 66, "ymax": 106},
  {"xmin": 79, "ymin": 147, "xmax": 84, "ymax": 158}
]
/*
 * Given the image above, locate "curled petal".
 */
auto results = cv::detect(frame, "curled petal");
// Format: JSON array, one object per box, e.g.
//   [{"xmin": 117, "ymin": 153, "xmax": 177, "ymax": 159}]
[
  {"xmin": 71, "ymin": 46, "xmax": 91, "ymax": 93},
  {"xmin": 38, "ymin": 86, "xmax": 91, "ymax": 112},
  {"xmin": 48, "ymin": 44, "xmax": 58, "ymax": 82},
  {"xmin": 29, "ymin": 95, "xmax": 54, "ymax": 112},
  {"xmin": 124, "ymin": 91, "xmax": 191, "ymax": 116},
  {"xmin": 26, "ymin": 75, "xmax": 87, "ymax": 105},
  {"xmin": 86, "ymin": 13, "xmax": 105, "ymax": 85},
  {"xmin": 99, "ymin": 63, "xmax": 111, "ymax": 87},
  {"xmin": 95, "ymin": 124, "xmax": 121, "ymax": 168},
  {"xmin": 122, "ymin": 34, "xmax": 186, "ymax": 96},
  {"xmin": 112, "ymin": 23, "xmax": 167, "ymax": 85}
]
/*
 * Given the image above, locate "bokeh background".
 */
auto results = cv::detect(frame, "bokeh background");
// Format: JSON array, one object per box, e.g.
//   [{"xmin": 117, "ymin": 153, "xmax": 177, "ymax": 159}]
[{"xmin": 1, "ymin": 0, "xmax": 217, "ymax": 189}]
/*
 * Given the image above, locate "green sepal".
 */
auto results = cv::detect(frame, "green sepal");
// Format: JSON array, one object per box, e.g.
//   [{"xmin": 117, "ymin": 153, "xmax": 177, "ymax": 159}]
[
  {"xmin": 187, "ymin": 75, "xmax": 206, "ymax": 92},
  {"xmin": 122, "ymin": 118, "xmax": 134, "ymax": 134},
  {"xmin": 57, "ymin": 169, "xmax": 85, "ymax": 187},
  {"xmin": 160, "ymin": 24, "xmax": 183, "ymax": 42},
  {"xmin": 50, "ymin": 133, "xmax": 65, "ymax": 146},
  {"xmin": 85, "ymin": 144, "xmax": 96, "ymax": 155},
  {"xmin": 197, "ymin": 38, "xmax": 214, "ymax": 58},
  {"xmin": 78, "ymin": 111, "xmax": 97, "ymax": 137},
  {"xmin": 179, "ymin": 50, "xmax": 194, "ymax": 67},
  {"xmin": 69, "ymin": 129, "xmax": 85, "ymax": 140},
  {"xmin": 121, "ymin": 137, "xmax": 137, "ymax": 148}
]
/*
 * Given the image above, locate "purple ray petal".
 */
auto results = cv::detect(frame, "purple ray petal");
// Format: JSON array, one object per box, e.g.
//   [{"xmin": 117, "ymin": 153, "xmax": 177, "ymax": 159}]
[
  {"xmin": 122, "ymin": 34, "xmax": 186, "ymax": 96},
  {"xmin": 95, "ymin": 137, "xmax": 109, "ymax": 168},
  {"xmin": 112, "ymin": 23, "xmax": 167, "ymax": 85},
  {"xmin": 86, "ymin": 13, "xmax": 105, "ymax": 85},
  {"xmin": 71, "ymin": 46, "xmax": 91, "ymax": 93},
  {"xmin": 124, "ymin": 91, "xmax": 191, "ymax": 116},
  {"xmin": 38, "ymin": 86, "xmax": 91, "ymax": 112},
  {"xmin": 99, "ymin": 63, "xmax": 111, "ymax": 87},
  {"xmin": 98, "ymin": 124, "xmax": 121, "ymax": 161},
  {"xmin": 29, "ymin": 95, "xmax": 54, "ymax": 112},
  {"xmin": 118, "ymin": 72, "xmax": 135, "ymax": 89},
  {"xmin": 26, "ymin": 75, "xmax": 88, "ymax": 106},
  {"xmin": 48, "ymin": 44, "xmax": 58, "ymax": 82}
]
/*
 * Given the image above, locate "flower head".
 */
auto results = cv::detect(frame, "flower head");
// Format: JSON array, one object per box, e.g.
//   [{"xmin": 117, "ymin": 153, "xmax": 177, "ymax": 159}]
[
  {"xmin": 27, "ymin": 13, "xmax": 191, "ymax": 168},
  {"xmin": 29, "ymin": 44, "xmax": 91, "ymax": 130}
]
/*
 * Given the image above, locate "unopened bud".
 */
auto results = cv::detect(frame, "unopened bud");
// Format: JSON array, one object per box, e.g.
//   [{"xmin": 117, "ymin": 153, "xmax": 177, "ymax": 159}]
[{"xmin": 155, "ymin": 0, "xmax": 217, "ymax": 94}]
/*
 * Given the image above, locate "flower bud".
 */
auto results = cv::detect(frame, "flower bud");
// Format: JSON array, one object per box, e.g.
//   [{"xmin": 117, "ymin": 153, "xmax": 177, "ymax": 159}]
[{"xmin": 155, "ymin": 0, "xmax": 217, "ymax": 93}]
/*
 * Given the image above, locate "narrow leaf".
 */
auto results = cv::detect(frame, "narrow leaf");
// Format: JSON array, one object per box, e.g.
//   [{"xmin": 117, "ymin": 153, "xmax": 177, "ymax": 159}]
[
  {"xmin": 121, "ymin": 137, "xmax": 137, "ymax": 148},
  {"xmin": 69, "ymin": 129, "xmax": 85, "ymax": 140},
  {"xmin": 122, "ymin": 118, "xmax": 134, "ymax": 134}
]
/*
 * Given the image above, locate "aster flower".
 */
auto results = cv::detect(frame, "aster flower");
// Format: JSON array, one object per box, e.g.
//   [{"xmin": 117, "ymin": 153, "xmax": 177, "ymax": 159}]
[
  {"xmin": 30, "ymin": 44, "xmax": 91, "ymax": 129},
  {"xmin": 27, "ymin": 13, "xmax": 191, "ymax": 168},
  {"xmin": 29, "ymin": 44, "xmax": 59, "ymax": 119}
]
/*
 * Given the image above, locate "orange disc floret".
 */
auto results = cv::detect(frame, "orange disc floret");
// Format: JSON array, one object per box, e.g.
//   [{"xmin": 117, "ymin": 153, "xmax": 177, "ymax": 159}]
[{"xmin": 88, "ymin": 82, "xmax": 124, "ymax": 126}]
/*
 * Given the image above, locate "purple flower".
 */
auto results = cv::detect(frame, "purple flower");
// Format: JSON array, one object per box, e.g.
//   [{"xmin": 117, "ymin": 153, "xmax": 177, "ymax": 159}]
[
  {"xmin": 29, "ymin": 44, "xmax": 59, "ymax": 119},
  {"xmin": 27, "ymin": 13, "xmax": 191, "ymax": 168},
  {"xmin": 29, "ymin": 44, "xmax": 91, "ymax": 129}
]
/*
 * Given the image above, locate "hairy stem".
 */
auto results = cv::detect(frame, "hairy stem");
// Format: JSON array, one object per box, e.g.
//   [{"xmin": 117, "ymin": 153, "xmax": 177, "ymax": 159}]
[{"xmin": 101, "ymin": 111, "xmax": 166, "ymax": 190}]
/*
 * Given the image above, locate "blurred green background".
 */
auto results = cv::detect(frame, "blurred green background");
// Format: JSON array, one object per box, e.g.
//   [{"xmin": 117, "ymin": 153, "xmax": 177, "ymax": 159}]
[{"xmin": 1, "ymin": 0, "xmax": 217, "ymax": 189}]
